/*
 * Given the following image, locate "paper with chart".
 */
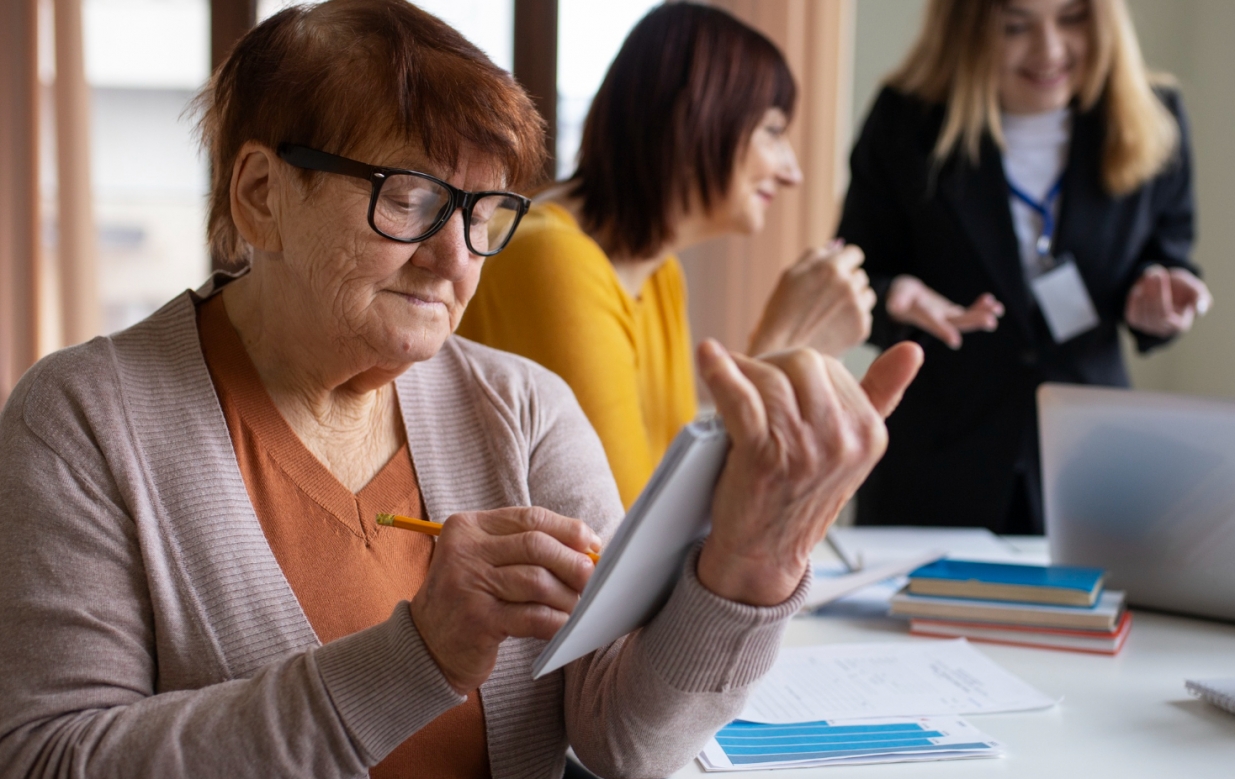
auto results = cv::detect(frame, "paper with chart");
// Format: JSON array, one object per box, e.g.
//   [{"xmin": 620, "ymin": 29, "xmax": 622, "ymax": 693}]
[
  {"xmin": 698, "ymin": 716, "xmax": 1004, "ymax": 771},
  {"xmin": 740, "ymin": 639, "xmax": 1057, "ymax": 723}
]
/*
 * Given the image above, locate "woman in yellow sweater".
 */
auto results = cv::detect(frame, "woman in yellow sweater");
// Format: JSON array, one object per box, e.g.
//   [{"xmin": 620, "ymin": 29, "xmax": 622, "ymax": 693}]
[{"xmin": 458, "ymin": 3, "xmax": 874, "ymax": 507}]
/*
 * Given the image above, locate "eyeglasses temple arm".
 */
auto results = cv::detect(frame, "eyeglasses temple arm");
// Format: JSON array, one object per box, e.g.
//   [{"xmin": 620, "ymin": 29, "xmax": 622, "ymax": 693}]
[{"xmin": 277, "ymin": 143, "xmax": 378, "ymax": 182}]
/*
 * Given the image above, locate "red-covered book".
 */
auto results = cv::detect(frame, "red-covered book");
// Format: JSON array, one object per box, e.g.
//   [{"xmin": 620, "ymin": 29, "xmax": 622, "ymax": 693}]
[{"xmin": 909, "ymin": 611, "xmax": 1133, "ymax": 655}]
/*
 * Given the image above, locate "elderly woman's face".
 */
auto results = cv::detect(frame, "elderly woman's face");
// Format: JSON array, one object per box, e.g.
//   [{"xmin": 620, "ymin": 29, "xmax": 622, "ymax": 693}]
[{"xmin": 277, "ymin": 146, "xmax": 501, "ymax": 366}]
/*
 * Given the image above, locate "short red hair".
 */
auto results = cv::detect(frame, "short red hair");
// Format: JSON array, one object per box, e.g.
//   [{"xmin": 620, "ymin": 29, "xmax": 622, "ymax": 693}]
[{"xmin": 196, "ymin": 0, "xmax": 546, "ymax": 264}]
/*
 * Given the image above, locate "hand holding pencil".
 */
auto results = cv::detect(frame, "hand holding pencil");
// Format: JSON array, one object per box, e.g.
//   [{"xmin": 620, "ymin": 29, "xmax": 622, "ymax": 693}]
[{"xmin": 402, "ymin": 506, "xmax": 602, "ymax": 694}]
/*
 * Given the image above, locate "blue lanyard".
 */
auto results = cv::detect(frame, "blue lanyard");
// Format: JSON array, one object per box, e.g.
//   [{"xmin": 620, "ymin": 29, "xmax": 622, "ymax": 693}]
[{"xmin": 1007, "ymin": 173, "xmax": 1064, "ymax": 259}]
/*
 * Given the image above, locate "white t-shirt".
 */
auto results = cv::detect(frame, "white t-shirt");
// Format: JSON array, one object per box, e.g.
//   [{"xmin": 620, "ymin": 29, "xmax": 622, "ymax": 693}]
[{"xmin": 1000, "ymin": 107, "xmax": 1071, "ymax": 282}]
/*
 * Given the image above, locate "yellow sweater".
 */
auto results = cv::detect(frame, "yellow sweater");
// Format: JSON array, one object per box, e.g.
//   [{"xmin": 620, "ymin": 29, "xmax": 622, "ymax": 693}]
[{"xmin": 458, "ymin": 203, "xmax": 697, "ymax": 508}]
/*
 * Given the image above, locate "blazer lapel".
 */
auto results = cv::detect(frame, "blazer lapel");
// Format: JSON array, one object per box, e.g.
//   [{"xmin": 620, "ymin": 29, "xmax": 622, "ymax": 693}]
[
  {"xmin": 936, "ymin": 140, "xmax": 1036, "ymax": 343},
  {"xmin": 1053, "ymin": 103, "xmax": 1115, "ymax": 295}
]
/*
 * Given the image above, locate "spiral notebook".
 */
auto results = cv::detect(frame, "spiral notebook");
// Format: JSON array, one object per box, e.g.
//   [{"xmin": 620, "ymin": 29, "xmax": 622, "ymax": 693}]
[
  {"xmin": 532, "ymin": 417, "xmax": 730, "ymax": 678},
  {"xmin": 1186, "ymin": 678, "xmax": 1235, "ymax": 715}
]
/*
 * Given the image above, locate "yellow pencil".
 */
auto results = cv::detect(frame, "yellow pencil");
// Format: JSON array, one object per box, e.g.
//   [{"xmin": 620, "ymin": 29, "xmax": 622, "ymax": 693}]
[{"xmin": 376, "ymin": 513, "xmax": 600, "ymax": 564}]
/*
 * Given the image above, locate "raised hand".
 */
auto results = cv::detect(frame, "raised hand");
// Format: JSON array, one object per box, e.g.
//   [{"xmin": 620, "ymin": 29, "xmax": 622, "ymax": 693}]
[
  {"xmin": 1125, "ymin": 264, "xmax": 1212, "ymax": 337},
  {"xmin": 749, "ymin": 244, "xmax": 877, "ymax": 358},
  {"xmin": 410, "ymin": 507, "xmax": 601, "ymax": 693},
  {"xmin": 886, "ymin": 274, "xmax": 1003, "ymax": 349},
  {"xmin": 695, "ymin": 339, "xmax": 924, "ymax": 607}
]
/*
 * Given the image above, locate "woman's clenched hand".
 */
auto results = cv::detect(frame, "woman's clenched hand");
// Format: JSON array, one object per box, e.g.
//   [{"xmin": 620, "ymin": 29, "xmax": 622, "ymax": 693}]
[
  {"xmin": 695, "ymin": 339, "xmax": 923, "ymax": 607},
  {"xmin": 410, "ymin": 507, "xmax": 601, "ymax": 693},
  {"xmin": 749, "ymin": 244, "xmax": 877, "ymax": 358}
]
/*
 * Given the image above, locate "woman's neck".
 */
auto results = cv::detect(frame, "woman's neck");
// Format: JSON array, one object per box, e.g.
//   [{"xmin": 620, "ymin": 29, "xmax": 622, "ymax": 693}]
[
  {"xmin": 540, "ymin": 186, "xmax": 726, "ymax": 300},
  {"xmin": 219, "ymin": 269, "xmax": 405, "ymax": 491}
]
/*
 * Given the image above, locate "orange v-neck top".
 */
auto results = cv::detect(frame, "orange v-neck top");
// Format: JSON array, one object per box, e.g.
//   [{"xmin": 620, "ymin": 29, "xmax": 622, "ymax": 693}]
[{"xmin": 196, "ymin": 294, "xmax": 489, "ymax": 779}]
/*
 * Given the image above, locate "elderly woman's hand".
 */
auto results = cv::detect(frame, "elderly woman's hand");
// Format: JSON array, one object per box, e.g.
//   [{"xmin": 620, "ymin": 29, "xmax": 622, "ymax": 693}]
[
  {"xmin": 410, "ymin": 508, "xmax": 601, "ymax": 693},
  {"xmin": 748, "ymin": 244, "xmax": 877, "ymax": 358},
  {"xmin": 695, "ymin": 339, "xmax": 923, "ymax": 606}
]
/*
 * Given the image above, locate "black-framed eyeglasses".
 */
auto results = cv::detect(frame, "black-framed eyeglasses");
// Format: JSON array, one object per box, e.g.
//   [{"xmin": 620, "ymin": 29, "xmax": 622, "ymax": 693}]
[{"xmin": 277, "ymin": 143, "xmax": 530, "ymax": 257}]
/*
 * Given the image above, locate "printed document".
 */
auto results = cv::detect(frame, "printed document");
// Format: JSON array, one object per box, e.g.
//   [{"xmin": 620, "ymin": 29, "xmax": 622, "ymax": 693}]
[
  {"xmin": 740, "ymin": 639, "xmax": 1057, "ymax": 723},
  {"xmin": 698, "ymin": 716, "xmax": 1003, "ymax": 771}
]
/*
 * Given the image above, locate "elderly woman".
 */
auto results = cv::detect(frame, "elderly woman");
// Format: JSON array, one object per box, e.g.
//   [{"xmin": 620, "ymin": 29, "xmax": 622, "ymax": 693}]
[{"xmin": 0, "ymin": 2, "xmax": 921, "ymax": 778}]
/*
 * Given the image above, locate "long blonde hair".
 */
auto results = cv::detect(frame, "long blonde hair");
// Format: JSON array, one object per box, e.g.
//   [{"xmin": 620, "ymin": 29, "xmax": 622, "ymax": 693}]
[{"xmin": 888, "ymin": 0, "xmax": 1178, "ymax": 195}]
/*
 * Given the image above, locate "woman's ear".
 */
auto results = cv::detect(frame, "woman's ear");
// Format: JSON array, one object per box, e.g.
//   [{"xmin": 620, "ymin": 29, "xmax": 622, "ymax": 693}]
[{"xmin": 229, "ymin": 143, "xmax": 285, "ymax": 253}]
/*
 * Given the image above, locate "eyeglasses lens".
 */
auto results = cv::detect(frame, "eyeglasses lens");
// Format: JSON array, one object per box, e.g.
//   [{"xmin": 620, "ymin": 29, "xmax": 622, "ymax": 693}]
[
  {"xmin": 374, "ymin": 174, "xmax": 522, "ymax": 254},
  {"xmin": 373, "ymin": 174, "xmax": 452, "ymax": 241},
  {"xmin": 469, "ymin": 194, "xmax": 524, "ymax": 255}
]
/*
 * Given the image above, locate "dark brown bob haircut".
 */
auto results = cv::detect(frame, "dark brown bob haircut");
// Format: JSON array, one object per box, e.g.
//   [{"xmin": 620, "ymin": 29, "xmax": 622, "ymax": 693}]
[
  {"xmin": 196, "ymin": 0, "xmax": 545, "ymax": 264},
  {"xmin": 569, "ymin": 2, "xmax": 796, "ymax": 260}
]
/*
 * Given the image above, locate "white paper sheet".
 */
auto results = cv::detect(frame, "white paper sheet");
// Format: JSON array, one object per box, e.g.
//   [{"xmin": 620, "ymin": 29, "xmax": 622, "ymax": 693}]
[
  {"xmin": 802, "ymin": 551, "xmax": 944, "ymax": 611},
  {"xmin": 740, "ymin": 639, "xmax": 1057, "ymax": 723},
  {"xmin": 828, "ymin": 526, "xmax": 1023, "ymax": 569}
]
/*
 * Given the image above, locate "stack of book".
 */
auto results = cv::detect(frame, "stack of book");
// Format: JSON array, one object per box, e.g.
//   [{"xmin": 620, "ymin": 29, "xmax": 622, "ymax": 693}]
[{"xmin": 890, "ymin": 559, "xmax": 1131, "ymax": 655}]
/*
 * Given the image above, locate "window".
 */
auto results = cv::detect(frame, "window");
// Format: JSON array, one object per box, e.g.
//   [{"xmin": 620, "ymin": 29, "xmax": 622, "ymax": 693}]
[
  {"xmin": 555, "ymin": 0, "xmax": 660, "ymax": 180},
  {"xmin": 83, "ymin": 0, "xmax": 211, "ymax": 332}
]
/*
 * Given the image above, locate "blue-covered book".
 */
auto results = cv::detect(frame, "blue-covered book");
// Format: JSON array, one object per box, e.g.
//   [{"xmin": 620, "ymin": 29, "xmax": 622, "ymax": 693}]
[{"xmin": 907, "ymin": 559, "xmax": 1105, "ymax": 607}]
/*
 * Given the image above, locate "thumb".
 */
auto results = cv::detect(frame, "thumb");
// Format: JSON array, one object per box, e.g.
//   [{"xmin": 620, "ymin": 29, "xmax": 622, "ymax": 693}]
[
  {"xmin": 696, "ymin": 339, "xmax": 766, "ymax": 446},
  {"xmin": 861, "ymin": 342, "xmax": 924, "ymax": 418}
]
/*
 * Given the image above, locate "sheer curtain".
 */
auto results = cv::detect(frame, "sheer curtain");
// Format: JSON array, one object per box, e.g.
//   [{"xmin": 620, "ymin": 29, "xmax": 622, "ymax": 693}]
[{"xmin": 1, "ymin": 0, "xmax": 98, "ymax": 405}]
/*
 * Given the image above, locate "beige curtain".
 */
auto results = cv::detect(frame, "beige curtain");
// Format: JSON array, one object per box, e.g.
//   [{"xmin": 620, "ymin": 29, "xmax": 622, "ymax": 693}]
[
  {"xmin": 55, "ymin": 0, "xmax": 101, "ymax": 350},
  {"xmin": 0, "ymin": 0, "xmax": 98, "ymax": 405},
  {"xmin": 679, "ymin": 0, "xmax": 855, "ymax": 355},
  {"xmin": 0, "ymin": 0, "xmax": 41, "ymax": 405}
]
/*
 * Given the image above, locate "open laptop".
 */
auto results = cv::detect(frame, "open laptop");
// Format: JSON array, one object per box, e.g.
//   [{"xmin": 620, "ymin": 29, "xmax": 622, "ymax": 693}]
[{"xmin": 1039, "ymin": 383, "xmax": 1235, "ymax": 622}]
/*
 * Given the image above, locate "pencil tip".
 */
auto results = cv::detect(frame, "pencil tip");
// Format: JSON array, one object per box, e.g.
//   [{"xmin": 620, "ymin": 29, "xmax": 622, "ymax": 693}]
[{"xmin": 375, "ymin": 513, "xmax": 394, "ymax": 526}]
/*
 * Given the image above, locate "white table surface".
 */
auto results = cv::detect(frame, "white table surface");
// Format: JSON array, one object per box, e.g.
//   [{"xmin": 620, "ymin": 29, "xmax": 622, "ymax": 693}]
[{"xmin": 668, "ymin": 538, "xmax": 1235, "ymax": 779}]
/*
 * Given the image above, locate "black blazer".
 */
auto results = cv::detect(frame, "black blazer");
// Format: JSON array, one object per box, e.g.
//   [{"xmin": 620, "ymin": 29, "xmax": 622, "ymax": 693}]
[{"xmin": 838, "ymin": 86, "xmax": 1197, "ymax": 533}]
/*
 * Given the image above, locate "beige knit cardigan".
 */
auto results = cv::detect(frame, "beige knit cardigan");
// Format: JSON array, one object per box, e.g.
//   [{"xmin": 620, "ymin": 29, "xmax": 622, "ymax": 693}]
[{"xmin": 0, "ymin": 280, "xmax": 807, "ymax": 779}]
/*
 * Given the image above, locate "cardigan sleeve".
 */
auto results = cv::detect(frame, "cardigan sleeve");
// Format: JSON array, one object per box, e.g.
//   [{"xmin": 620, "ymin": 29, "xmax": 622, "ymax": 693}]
[
  {"xmin": 520, "ymin": 371, "xmax": 808, "ymax": 779},
  {"xmin": 564, "ymin": 547, "xmax": 809, "ymax": 779},
  {"xmin": 0, "ymin": 359, "xmax": 465, "ymax": 779}
]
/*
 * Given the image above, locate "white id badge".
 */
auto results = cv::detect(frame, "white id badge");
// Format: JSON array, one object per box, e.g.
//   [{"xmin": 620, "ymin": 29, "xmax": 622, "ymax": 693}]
[{"xmin": 1030, "ymin": 257, "xmax": 1099, "ymax": 342}]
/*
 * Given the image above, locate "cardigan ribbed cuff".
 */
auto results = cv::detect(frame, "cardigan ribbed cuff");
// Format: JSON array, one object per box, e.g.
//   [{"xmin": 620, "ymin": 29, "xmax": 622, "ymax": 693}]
[
  {"xmin": 314, "ymin": 602, "xmax": 466, "ymax": 765},
  {"xmin": 638, "ymin": 542, "xmax": 811, "ymax": 694}
]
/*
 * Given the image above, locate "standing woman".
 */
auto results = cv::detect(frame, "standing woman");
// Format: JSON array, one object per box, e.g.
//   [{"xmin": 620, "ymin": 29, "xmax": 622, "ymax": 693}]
[
  {"xmin": 458, "ymin": 2, "xmax": 875, "ymax": 509},
  {"xmin": 840, "ymin": 0, "xmax": 1212, "ymax": 534}
]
